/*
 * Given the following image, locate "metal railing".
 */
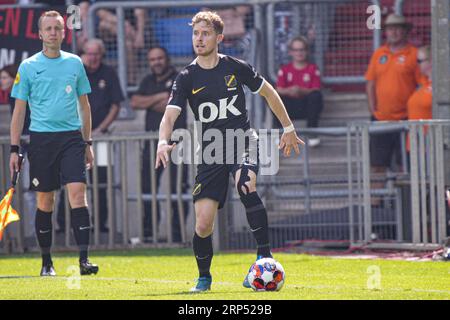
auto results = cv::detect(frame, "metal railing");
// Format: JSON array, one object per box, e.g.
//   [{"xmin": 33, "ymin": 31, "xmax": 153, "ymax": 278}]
[
  {"xmin": 0, "ymin": 133, "xmax": 193, "ymax": 253},
  {"xmin": 223, "ymin": 121, "xmax": 449, "ymax": 250},
  {"xmin": 1, "ymin": 121, "xmax": 449, "ymax": 253}
]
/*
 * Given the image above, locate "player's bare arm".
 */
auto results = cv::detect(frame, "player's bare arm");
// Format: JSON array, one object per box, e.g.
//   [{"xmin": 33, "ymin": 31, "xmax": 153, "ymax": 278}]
[
  {"xmin": 79, "ymin": 94, "xmax": 94, "ymax": 169},
  {"xmin": 259, "ymin": 80, "xmax": 305, "ymax": 157},
  {"xmin": 155, "ymin": 107, "xmax": 180, "ymax": 169},
  {"xmin": 9, "ymin": 98, "xmax": 27, "ymax": 178}
]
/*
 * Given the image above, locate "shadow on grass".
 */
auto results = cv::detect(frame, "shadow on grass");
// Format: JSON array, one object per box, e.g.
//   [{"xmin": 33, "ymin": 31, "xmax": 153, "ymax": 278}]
[
  {"xmin": 0, "ymin": 248, "xmax": 194, "ymax": 259},
  {"xmin": 137, "ymin": 290, "xmax": 240, "ymax": 298},
  {"xmin": 0, "ymin": 275, "xmax": 39, "ymax": 280}
]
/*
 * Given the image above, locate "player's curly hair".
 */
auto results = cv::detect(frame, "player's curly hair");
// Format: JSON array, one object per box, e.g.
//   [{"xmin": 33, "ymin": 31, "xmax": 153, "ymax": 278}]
[{"xmin": 190, "ymin": 11, "xmax": 224, "ymax": 35}]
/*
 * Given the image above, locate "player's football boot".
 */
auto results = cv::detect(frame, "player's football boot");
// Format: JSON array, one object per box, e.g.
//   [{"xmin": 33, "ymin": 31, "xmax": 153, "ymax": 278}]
[
  {"xmin": 80, "ymin": 260, "xmax": 99, "ymax": 275},
  {"xmin": 243, "ymin": 254, "xmax": 273, "ymax": 288},
  {"xmin": 40, "ymin": 263, "xmax": 56, "ymax": 277},
  {"xmin": 442, "ymin": 237, "xmax": 450, "ymax": 261},
  {"xmin": 190, "ymin": 276, "xmax": 212, "ymax": 293}
]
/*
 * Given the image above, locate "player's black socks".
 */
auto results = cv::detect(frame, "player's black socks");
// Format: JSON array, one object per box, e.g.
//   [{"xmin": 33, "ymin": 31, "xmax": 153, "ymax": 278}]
[
  {"xmin": 35, "ymin": 209, "xmax": 53, "ymax": 265},
  {"xmin": 193, "ymin": 232, "xmax": 213, "ymax": 278},
  {"xmin": 241, "ymin": 192, "xmax": 272, "ymax": 258},
  {"xmin": 70, "ymin": 207, "xmax": 91, "ymax": 263}
]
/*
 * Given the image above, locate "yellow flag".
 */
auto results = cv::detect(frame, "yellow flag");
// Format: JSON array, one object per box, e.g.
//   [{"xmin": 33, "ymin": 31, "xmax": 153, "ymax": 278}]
[{"xmin": 0, "ymin": 188, "xmax": 20, "ymax": 241}]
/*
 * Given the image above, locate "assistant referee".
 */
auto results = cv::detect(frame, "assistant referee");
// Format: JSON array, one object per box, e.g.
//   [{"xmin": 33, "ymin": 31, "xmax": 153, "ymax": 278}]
[{"xmin": 9, "ymin": 11, "xmax": 98, "ymax": 276}]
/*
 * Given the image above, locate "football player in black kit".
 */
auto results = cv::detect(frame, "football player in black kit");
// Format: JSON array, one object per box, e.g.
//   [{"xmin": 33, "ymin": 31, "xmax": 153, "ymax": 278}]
[{"xmin": 155, "ymin": 11, "xmax": 303, "ymax": 292}]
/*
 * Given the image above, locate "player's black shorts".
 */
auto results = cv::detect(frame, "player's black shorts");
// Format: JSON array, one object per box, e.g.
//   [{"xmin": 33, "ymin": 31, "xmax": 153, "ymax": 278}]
[
  {"xmin": 192, "ymin": 130, "xmax": 259, "ymax": 209},
  {"xmin": 28, "ymin": 130, "xmax": 87, "ymax": 192},
  {"xmin": 370, "ymin": 117, "xmax": 403, "ymax": 167}
]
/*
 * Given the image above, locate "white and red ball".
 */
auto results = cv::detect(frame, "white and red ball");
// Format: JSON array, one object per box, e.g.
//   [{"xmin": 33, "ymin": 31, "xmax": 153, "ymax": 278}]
[{"xmin": 247, "ymin": 257, "xmax": 285, "ymax": 292}]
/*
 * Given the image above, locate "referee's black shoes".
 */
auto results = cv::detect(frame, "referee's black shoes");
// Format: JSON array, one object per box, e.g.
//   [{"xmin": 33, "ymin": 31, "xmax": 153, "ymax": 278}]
[{"xmin": 80, "ymin": 260, "xmax": 99, "ymax": 275}]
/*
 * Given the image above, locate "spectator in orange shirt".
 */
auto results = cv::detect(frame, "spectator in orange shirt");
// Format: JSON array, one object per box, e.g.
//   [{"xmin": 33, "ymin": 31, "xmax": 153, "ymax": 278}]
[
  {"xmin": 408, "ymin": 45, "xmax": 432, "ymax": 122},
  {"xmin": 406, "ymin": 45, "xmax": 432, "ymax": 152},
  {"xmin": 276, "ymin": 36, "xmax": 323, "ymax": 147},
  {"xmin": 365, "ymin": 14, "xmax": 422, "ymax": 180}
]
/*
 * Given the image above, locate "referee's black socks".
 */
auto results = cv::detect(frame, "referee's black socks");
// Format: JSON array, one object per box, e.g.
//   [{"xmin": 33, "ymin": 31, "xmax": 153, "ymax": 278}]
[
  {"xmin": 70, "ymin": 207, "xmax": 91, "ymax": 263},
  {"xmin": 241, "ymin": 192, "xmax": 272, "ymax": 258},
  {"xmin": 193, "ymin": 232, "xmax": 213, "ymax": 278},
  {"xmin": 35, "ymin": 209, "xmax": 53, "ymax": 266}
]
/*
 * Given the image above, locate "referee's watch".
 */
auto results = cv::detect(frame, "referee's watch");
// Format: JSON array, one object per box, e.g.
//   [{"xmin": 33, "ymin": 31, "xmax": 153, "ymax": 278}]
[
  {"xmin": 85, "ymin": 140, "xmax": 93, "ymax": 146},
  {"xmin": 10, "ymin": 145, "xmax": 20, "ymax": 154}
]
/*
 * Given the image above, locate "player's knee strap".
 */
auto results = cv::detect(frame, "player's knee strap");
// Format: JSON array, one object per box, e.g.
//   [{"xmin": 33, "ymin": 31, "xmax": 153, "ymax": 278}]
[
  {"xmin": 237, "ymin": 167, "xmax": 252, "ymax": 197},
  {"xmin": 238, "ymin": 168, "xmax": 265, "ymax": 213}
]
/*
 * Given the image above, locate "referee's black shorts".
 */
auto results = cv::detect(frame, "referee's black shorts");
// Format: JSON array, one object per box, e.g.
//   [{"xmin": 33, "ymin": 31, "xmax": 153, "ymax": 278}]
[{"xmin": 28, "ymin": 130, "xmax": 87, "ymax": 192}]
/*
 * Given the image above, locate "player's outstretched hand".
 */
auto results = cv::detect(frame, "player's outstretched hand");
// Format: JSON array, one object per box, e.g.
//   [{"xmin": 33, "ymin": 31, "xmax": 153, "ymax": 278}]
[
  {"xmin": 279, "ymin": 131, "xmax": 305, "ymax": 157},
  {"xmin": 85, "ymin": 145, "xmax": 94, "ymax": 170},
  {"xmin": 155, "ymin": 143, "xmax": 176, "ymax": 169}
]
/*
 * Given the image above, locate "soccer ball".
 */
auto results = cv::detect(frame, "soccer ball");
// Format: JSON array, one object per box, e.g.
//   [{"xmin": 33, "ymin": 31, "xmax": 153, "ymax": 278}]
[{"xmin": 247, "ymin": 257, "xmax": 285, "ymax": 292}]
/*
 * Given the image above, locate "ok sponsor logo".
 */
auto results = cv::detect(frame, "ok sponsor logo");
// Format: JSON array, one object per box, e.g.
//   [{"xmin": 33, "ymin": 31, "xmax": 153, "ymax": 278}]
[{"xmin": 198, "ymin": 95, "xmax": 241, "ymax": 123}]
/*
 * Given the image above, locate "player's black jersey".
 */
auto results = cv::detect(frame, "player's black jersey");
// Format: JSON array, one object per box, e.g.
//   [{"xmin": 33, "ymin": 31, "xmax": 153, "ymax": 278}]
[{"xmin": 167, "ymin": 54, "xmax": 265, "ymax": 134}]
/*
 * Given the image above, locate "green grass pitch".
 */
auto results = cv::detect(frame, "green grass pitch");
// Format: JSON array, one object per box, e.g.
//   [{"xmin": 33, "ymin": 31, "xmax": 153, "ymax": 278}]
[{"xmin": 0, "ymin": 249, "xmax": 449, "ymax": 300}]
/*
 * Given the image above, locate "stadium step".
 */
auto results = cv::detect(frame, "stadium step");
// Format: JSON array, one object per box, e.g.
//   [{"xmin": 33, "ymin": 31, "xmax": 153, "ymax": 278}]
[{"xmin": 320, "ymin": 93, "xmax": 370, "ymax": 127}]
